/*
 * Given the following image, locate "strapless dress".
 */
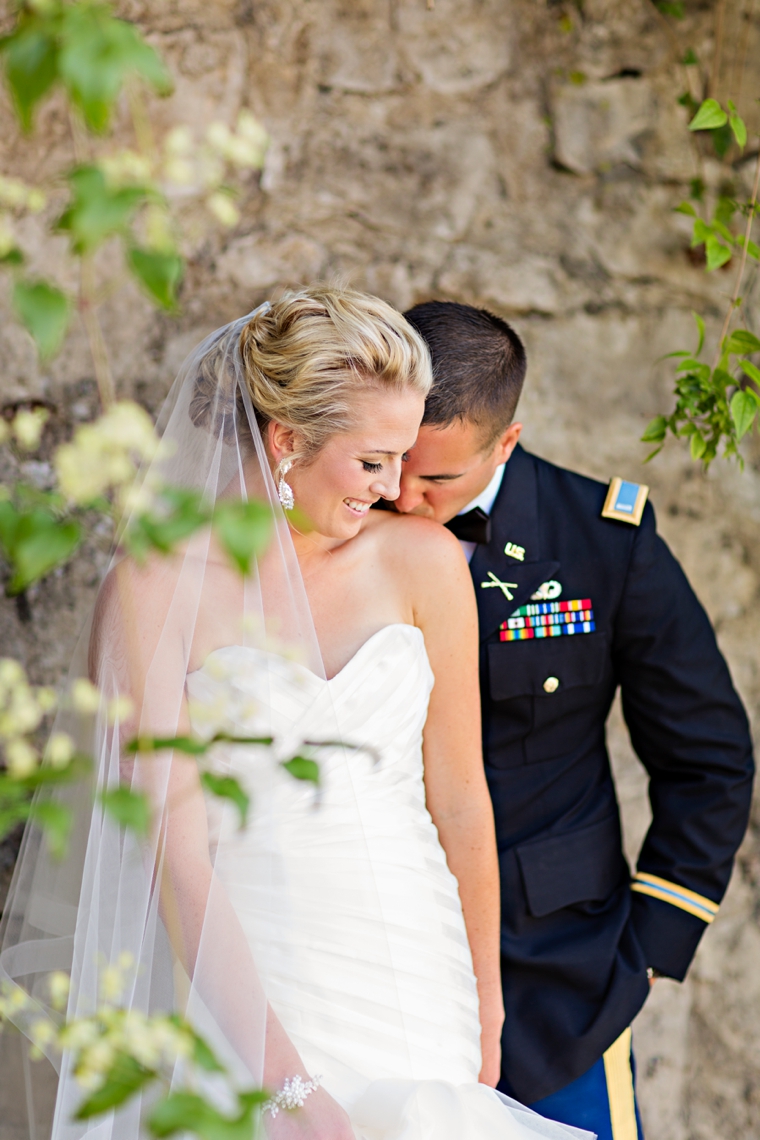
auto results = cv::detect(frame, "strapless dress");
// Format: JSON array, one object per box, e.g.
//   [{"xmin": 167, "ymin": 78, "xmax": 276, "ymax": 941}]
[{"xmin": 186, "ymin": 624, "xmax": 589, "ymax": 1140}]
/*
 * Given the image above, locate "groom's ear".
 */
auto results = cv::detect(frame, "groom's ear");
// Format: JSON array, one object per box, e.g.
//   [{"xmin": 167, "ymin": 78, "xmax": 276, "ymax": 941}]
[{"xmin": 492, "ymin": 421, "xmax": 523, "ymax": 465}]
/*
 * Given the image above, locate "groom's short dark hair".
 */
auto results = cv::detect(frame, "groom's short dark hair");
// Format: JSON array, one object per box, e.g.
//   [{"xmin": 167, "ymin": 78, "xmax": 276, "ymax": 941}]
[{"xmin": 403, "ymin": 301, "xmax": 526, "ymax": 450}]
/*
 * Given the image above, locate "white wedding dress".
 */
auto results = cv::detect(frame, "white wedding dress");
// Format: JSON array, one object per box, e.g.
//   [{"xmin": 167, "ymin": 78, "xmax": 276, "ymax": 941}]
[{"xmin": 186, "ymin": 623, "xmax": 588, "ymax": 1140}]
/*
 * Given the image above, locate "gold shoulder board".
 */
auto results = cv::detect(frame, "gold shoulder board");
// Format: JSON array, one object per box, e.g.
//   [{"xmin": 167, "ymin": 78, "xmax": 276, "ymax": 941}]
[{"xmin": 601, "ymin": 477, "xmax": 649, "ymax": 526}]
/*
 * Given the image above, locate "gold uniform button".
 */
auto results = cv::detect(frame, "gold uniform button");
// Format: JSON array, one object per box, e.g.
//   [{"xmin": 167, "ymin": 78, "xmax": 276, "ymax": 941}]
[{"xmin": 543, "ymin": 676, "xmax": 559, "ymax": 694}]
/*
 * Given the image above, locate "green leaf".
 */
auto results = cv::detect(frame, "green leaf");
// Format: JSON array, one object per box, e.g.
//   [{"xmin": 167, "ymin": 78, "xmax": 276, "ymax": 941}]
[
  {"xmin": 0, "ymin": 19, "xmax": 59, "ymax": 132},
  {"xmin": 126, "ymin": 488, "xmax": 208, "ymax": 560},
  {"xmin": 677, "ymin": 91, "xmax": 699, "ymax": 114},
  {"xmin": 0, "ymin": 501, "xmax": 81, "ymax": 594},
  {"xmin": 691, "ymin": 218, "xmax": 711, "ymax": 247},
  {"xmin": 128, "ymin": 247, "xmax": 183, "ymax": 311},
  {"xmin": 675, "ymin": 201, "xmax": 697, "ymax": 216},
  {"xmin": 149, "ymin": 1090, "xmax": 267, "ymax": 1140},
  {"xmin": 692, "ymin": 311, "xmax": 705, "ymax": 356},
  {"xmin": 689, "ymin": 176, "xmax": 705, "ymax": 201},
  {"xmin": 730, "ymin": 389, "xmax": 757, "ymax": 440},
  {"xmin": 641, "ymin": 415, "xmax": 668, "ymax": 443},
  {"xmin": 711, "ymin": 121, "xmax": 733, "ymax": 158},
  {"xmin": 187, "ymin": 1028, "xmax": 225, "ymax": 1073},
  {"xmin": 75, "ymin": 1053, "xmax": 155, "ymax": 1119},
  {"xmin": 728, "ymin": 103, "xmax": 747, "ymax": 148},
  {"xmin": 100, "ymin": 786, "xmax": 151, "ymax": 836},
  {"xmin": 711, "ymin": 219, "xmax": 735, "ymax": 245},
  {"xmin": 656, "ymin": 0, "xmax": 684, "ymax": 16},
  {"xmin": 688, "ymin": 98, "xmax": 728, "ymax": 131},
  {"xmin": 12, "ymin": 280, "xmax": 71, "ymax": 359},
  {"xmin": 682, "ymin": 48, "xmax": 698, "ymax": 65},
  {"xmin": 57, "ymin": 165, "xmax": 145, "ymax": 255},
  {"xmin": 281, "ymin": 755, "xmax": 321, "ymax": 785},
  {"xmin": 214, "ymin": 500, "xmax": 273, "ymax": 576},
  {"xmin": 30, "ymin": 799, "xmax": 73, "ymax": 859},
  {"xmin": 739, "ymin": 360, "xmax": 760, "ymax": 387},
  {"xmin": 200, "ymin": 772, "xmax": 250, "ymax": 829},
  {"xmin": 705, "ymin": 235, "xmax": 731, "ymax": 271},
  {"xmin": 736, "ymin": 235, "xmax": 760, "ymax": 261},
  {"xmin": 690, "ymin": 432, "xmax": 707, "ymax": 460},
  {"xmin": 0, "ymin": 247, "xmax": 24, "ymax": 266},
  {"xmin": 726, "ymin": 330, "xmax": 760, "ymax": 355},
  {"xmin": 712, "ymin": 367, "xmax": 734, "ymax": 392},
  {"xmin": 58, "ymin": 4, "xmax": 172, "ymax": 133},
  {"xmin": 714, "ymin": 196, "xmax": 736, "ymax": 228}
]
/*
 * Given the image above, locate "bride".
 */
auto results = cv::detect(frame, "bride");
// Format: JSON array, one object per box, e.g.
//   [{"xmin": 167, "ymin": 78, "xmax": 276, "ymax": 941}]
[{"xmin": 1, "ymin": 287, "xmax": 587, "ymax": 1140}]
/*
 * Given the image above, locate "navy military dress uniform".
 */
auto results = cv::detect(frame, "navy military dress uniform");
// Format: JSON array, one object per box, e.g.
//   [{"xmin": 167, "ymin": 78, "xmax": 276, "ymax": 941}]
[{"xmin": 467, "ymin": 445, "xmax": 754, "ymax": 1134}]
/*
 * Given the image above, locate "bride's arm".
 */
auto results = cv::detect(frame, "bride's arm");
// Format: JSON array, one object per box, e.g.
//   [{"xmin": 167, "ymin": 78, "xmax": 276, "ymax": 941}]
[
  {"xmin": 94, "ymin": 558, "xmax": 353, "ymax": 1138},
  {"xmin": 398, "ymin": 521, "xmax": 504, "ymax": 1087}
]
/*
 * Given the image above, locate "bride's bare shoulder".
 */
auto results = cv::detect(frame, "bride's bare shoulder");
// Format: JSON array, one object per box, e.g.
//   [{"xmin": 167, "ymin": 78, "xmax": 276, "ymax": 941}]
[{"xmin": 367, "ymin": 510, "xmax": 467, "ymax": 574}]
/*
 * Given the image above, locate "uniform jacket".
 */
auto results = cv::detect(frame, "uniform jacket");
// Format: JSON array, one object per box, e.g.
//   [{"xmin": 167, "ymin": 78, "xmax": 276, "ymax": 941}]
[{"xmin": 473, "ymin": 445, "xmax": 754, "ymax": 1104}]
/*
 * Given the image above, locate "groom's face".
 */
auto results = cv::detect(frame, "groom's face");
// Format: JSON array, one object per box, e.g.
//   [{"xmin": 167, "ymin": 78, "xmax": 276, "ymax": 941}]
[{"xmin": 395, "ymin": 418, "xmax": 522, "ymax": 524}]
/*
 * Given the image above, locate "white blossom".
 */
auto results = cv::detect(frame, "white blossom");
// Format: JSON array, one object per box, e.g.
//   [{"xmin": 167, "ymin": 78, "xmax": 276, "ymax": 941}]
[
  {"xmin": 100, "ymin": 150, "xmax": 153, "ymax": 188},
  {"xmin": 70, "ymin": 678, "xmax": 102, "ymax": 715},
  {"xmin": 59, "ymin": 1018, "xmax": 100, "ymax": 1051},
  {"xmin": 45, "ymin": 732, "xmax": 75, "ymax": 768},
  {"xmin": 30, "ymin": 1017, "xmax": 56, "ymax": 1047},
  {"xmin": 55, "ymin": 401, "xmax": 161, "ymax": 508},
  {"xmin": 164, "ymin": 126, "xmax": 193, "ymax": 157},
  {"xmin": 6, "ymin": 738, "xmax": 40, "ymax": 777},
  {"xmin": 207, "ymin": 192, "xmax": 240, "ymax": 228},
  {"xmin": 49, "ymin": 971, "xmax": 71, "ymax": 1011},
  {"xmin": 12, "ymin": 408, "xmax": 49, "ymax": 450},
  {"xmin": 0, "ymin": 661, "xmax": 53, "ymax": 746},
  {"xmin": 107, "ymin": 696, "xmax": 134, "ymax": 725},
  {"xmin": 0, "ymin": 215, "xmax": 15, "ymax": 260}
]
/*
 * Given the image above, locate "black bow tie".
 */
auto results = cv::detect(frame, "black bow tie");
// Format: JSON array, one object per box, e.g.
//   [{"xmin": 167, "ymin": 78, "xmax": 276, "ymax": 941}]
[{"xmin": 445, "ymin": 507, "xmax": 491, "ymax": 545}]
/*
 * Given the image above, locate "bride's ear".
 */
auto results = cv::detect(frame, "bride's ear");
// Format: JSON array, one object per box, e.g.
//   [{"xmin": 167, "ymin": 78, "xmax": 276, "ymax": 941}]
[{"xmin": 267, "ymin": 421, "xmax": 298, "ymax": 464}]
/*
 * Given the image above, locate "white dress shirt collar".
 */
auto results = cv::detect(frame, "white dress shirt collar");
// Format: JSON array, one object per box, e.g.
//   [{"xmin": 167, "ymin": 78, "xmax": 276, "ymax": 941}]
[{"xmin": 457, "ymin": 463, "xmax": 506, "ymax": 562}]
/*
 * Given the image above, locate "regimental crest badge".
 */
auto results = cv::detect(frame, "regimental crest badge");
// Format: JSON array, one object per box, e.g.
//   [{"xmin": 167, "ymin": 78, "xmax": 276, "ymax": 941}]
[
  {"xmin": 601, "ymin": 477, "xmax": 649, "ymax": 526},
  {"xmin": 531, "ymin": 580, "xmax": 562, "ymax": 602}
]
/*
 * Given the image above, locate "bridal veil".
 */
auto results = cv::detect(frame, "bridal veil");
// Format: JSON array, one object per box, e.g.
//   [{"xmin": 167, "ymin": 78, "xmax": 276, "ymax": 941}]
[{"xmin": 0, "ymin": 297, "xmax": 412, "ymax": 1139}]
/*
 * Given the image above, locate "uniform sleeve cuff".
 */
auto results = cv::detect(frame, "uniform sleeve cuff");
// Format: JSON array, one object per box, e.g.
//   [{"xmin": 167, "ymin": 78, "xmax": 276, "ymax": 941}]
[{"xmin": 630, "ymin": 891, "xmax": 709, "ymax": 981}]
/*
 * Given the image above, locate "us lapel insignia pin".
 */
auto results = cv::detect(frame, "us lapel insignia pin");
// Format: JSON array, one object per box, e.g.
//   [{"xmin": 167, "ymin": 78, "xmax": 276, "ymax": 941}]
[
  {"xmin": 480, "ymin": 571, "xmax": 519, "ymax": 602},
  {"xmin": 504, "ymin": 541, "xmax": 525, "ymax": 562},
  {"xmin": 531, "ymin": 579, "xmax": 562, "ymax": 601},
  {"xmin": 601, "ymin": 477, "xmax": 649, "ymax": 525}
]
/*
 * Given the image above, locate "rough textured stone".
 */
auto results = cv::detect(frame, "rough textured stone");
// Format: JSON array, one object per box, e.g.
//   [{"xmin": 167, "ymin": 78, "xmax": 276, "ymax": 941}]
[{"xmin": 1, "ymin": 1, "xmax": 760, "ymax": 1136}]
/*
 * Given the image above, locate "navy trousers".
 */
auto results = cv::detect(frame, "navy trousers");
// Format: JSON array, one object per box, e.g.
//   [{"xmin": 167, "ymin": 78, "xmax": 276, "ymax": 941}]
[{"xmin": 524, "ymin": 1029, "xmax": 645, "ymax": 1140}]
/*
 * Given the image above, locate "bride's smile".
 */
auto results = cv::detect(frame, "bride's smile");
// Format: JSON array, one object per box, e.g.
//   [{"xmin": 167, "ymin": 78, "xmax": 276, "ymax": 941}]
[{"xmin": 267, "ymin": 385, "xmax": 425, "ymax": 544}]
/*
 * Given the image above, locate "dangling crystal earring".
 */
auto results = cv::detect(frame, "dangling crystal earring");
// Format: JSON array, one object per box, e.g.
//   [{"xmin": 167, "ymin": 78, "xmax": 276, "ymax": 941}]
[{"xmin": 278, "ymin": 460, "xmax": 295, "ymax": 511}]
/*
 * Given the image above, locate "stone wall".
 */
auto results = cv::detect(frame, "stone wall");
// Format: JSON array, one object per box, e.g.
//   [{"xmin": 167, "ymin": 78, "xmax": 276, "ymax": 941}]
[{"xmin": 2, "ymin": 1, "xmax": 760, "ymax": 1136}]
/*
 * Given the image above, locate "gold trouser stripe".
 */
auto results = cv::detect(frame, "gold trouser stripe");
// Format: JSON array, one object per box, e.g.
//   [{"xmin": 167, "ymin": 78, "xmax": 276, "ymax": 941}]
[{"xmin": 603, "ymin": 1027, "xmax": 638, "ymax": 1140}]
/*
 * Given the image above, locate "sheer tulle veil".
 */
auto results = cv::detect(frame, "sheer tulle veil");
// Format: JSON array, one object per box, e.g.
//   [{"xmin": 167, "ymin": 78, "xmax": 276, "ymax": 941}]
[{"xmin": 0, "ymin": 299, "xmax": 408, "ymax": 1139}]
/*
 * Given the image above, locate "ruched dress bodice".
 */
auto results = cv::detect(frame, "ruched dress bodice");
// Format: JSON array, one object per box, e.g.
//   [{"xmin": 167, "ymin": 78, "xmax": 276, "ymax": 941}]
[{"xmin": 186, "ymin": 625, "xmax": 588, "ymax": 1140}]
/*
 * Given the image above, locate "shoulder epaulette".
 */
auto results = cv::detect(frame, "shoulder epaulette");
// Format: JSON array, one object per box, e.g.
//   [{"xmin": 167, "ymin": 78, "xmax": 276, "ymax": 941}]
[{"xmin": 601, "ymin": 477, "xmax": 648, "ymax": 526}]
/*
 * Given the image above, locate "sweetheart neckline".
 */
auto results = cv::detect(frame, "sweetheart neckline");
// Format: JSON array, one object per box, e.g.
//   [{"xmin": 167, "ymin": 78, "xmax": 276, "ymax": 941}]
[{"xmin": 194, "ymin": 623, "xmax": 426, "ymax": 685}]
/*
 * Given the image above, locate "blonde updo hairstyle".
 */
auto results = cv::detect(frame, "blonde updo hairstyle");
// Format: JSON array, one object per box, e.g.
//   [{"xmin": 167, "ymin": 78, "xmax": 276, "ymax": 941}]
[{"xmin": 237, "ymin": 285, "xmax": 433, "ymax": 481}]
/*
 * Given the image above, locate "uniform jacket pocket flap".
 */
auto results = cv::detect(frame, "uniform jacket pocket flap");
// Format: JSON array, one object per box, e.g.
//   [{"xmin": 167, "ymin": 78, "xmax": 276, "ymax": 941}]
[
  {"xmin": 488, "ymin": 632, "xmax": 607, "ymax": 702},
  {"xmin": 515, "ymin": 814, "xmax": 624, "ymax": 918}
]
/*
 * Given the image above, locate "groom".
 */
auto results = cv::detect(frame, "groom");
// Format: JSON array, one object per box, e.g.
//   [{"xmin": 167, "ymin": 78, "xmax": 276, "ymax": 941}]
[{"xmin": 395, "ymin": 301, "xmax": 755, "ymax": 1139}]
